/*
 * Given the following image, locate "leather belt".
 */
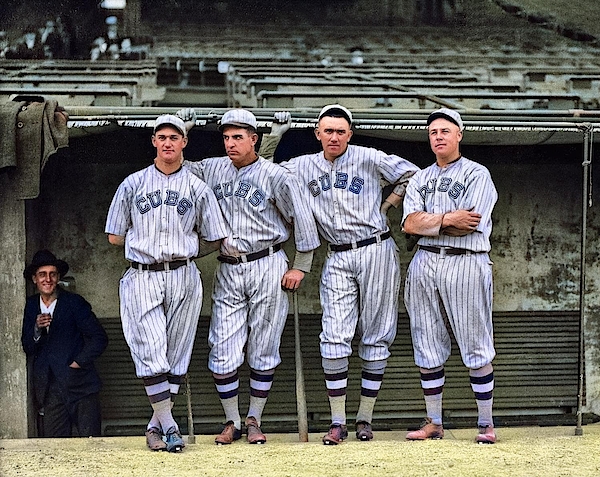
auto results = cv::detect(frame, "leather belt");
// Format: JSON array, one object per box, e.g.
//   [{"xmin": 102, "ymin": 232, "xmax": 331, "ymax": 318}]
[
  {"xmin": 329, "ymin": 231, "xmax": 391, "ymax": 252},
  {"xmin": 217, "ymin": 243, "xmax": 281, "ymax": 265},
  {"xmin": 131, "ymin": 259, "xmax": 189, "ymax": 271},
  {"xmin": 418, "ymin": 245, "xmax": 472, "ymax": 256}
]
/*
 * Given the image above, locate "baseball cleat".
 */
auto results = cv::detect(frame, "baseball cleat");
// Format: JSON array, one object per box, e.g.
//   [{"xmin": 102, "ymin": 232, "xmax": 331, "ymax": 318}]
[
  {"xmin": 406, "ymin": 418, "xmax": 444, "ymax": 440},
  {"xmin": 355, "ymin": 421, "xmax": 374, "ymax": 441},
  {"xmin": 215, "ymin": 421, "xmax": 242, "ymax": 445},
  {"xmin": 164, "ymin": 429, "xmax": 185, "ymax": 452},
  {"xmin": 145, "ymin": 427, "xmax": 167, "ymax": 451},
  {"xmin": 322, "ymin": 424, "xmax": 348, "ymax": 445},
  {"xmin": 476, "ymin": 425, "xmax": 497, "ymax": 444},
  {"xmin": 245, "ymin": 416, "xmax": 267, "ymax": 444}
]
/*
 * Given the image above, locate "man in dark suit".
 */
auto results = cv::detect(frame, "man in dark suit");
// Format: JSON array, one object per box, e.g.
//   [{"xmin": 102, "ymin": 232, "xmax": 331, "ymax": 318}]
[{"xmin": 21, "ymin": 250, "xmax": 108, "ymax": 437}]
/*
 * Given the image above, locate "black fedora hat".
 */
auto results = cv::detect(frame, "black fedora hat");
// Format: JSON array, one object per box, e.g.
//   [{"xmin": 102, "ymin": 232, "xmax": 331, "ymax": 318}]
[{"xmin": 23, "ymin": 250, "xmax": 69, "ymax": 279}]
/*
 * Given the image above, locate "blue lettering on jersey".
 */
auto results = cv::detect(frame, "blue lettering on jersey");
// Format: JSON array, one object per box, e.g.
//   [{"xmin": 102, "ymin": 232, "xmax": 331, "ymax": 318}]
[
  {"xmin": 418, "ymin": 177, "xmax": 466, "ymax": 200},
  {"xmin": 235, "ymin": 182, "xmax": 251, "ymax": 198},
  {"xmin": 223, "ymin": 181, "xmax": 234, "ymax": 197},
  {"xmin": 147, "ymin": 190, "xmax": 162, "ymax": 208},
  {"xmin": 164, "ymin": 189, "xmax": 179, "ymax": 206},
  {"xmin": 438, "ymin": 177, "xmax": 452, "ymax": 193},
  {"xmin": 135, "ymin": 196, "xmax": 150, "ymax": 214},
  {"xmin": 213, "ymin": 184, "xmax": 223, "ymax": 200},
  {"xmin": 249, "ymin": 189, "xmax": 265, "ymax": 206},
  {"xmin": 135, "ymin": 189, "xmax": 193, "ymax": 215},
  {"xmin": 308, "ymin": 179, "xmax": 320, "ymax": 197},
  {"xmin": 349, "ymin": 177, "xmax": 364, "ymax": 194},
  {"xmin": 449, "ymin": 181, "xmax": 465, "ymax": 199},
  {"xmin": 214, "ymin": 181, "xmax": 265, "ymax": 207},
  {"xmin": 307, "ymin": 173, "xmax": 365, "ymax": 196},
  {"xmin": 334, "ymin": 172, "xmax": 348, "ymax": 189},
  {"xmin": 319, "ymin": 174, "xmax": 331, "ymax": 191},
  {"xmin": 177, "ymin": 198, "xmax": 193, "ymax": 215}
]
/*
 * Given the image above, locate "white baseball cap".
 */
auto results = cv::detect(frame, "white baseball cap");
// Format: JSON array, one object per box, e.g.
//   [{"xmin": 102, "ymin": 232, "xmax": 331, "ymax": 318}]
[
  {"xmin": 318, "ymin": 104, "xmax": 353, "ymax": 125},
  {"xmin": 219, "ymin": 109, "xmax": 258, "ymax": 131},
  {"xmin": 427, "ymin": 108, "xmax": 464, "ymax": 131},
  {"xmin": 153, "ymin": 115, "xmax": 187, "ymax": 137}
]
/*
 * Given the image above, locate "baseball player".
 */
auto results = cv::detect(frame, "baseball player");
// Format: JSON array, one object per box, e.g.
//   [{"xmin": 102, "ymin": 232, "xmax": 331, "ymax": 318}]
[
  {"xmin": 402, "ymin": 108, "xmax": 498, "ymax": 444},
  {"xmin": 179, "ymin": 108, "xmax": 320, "ymax": 445},
  {"xmin": 278, "ymin": 104, "xmax": 420, "ymax": 445},
  {"xmin": 105, "ymin": 114, "xmax": 227, "ymax": 452}
]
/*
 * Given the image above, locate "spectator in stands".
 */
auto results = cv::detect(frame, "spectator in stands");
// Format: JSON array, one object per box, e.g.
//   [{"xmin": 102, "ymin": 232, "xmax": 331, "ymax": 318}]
[
  {"xmin": 0, "ymin": 31, "xmax": 8, "ymax": 58},
  {"xmin": 6, "ymin": 25, "xmax": 45, "ymax": 59},
  {"xmin": 21, "ymin": 250, "xmax": 108, "ymax": 438}
]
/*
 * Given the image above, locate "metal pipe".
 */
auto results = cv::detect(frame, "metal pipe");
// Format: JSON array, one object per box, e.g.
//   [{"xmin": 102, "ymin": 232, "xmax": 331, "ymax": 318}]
[{"xmin": 576, "ymin": 123, "xmax": 593, "ymax": 436}]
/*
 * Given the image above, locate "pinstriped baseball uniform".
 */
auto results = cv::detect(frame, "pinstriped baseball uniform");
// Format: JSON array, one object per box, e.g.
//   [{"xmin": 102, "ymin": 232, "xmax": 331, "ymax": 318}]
[
  {"xmin": 281, "ymin": 144, "xmax": 420, "ymax": 361},
  {"xmin": 185, "ymin": 157, "xmax": 320, "ymax": 374},
  {"xmin": 105, "ymin": 164, "xmax": 227, "ymax": 377},
  {"xmin": 402, "ymin": 156, "xmax": 498, "ymax": 369}
]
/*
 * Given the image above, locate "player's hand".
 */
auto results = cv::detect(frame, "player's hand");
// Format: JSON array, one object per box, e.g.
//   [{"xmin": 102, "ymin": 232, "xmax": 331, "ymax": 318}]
[
  {"xmin": 443, "ymin": 208, "xmax": 481, "ymax": 233},
  {"xmin": 281, "ymin": 268, "xmax": 305, "ymax": 292},
  {"xmin": 269, "ymin": 111, "xmax": 291, "ymax": 137},
  {"xmin": 176, "ymin": 107, "xmax": 197, "ymax": 133}
]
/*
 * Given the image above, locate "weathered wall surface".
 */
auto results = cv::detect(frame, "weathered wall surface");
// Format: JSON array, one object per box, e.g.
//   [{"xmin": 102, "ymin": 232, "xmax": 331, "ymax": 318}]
[{"xmin": 0, "ymin": 171, "xmax": 28, "ymax": 439}]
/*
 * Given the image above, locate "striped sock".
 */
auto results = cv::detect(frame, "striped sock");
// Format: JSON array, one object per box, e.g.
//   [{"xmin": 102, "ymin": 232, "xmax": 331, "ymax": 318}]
[
  {"xmin": 323, "ymin": 357, "xmax": 349, "ymax": 425},
  {"xmin": 356, "ymin": 359, "xmax": 386, "ymax": 424},
  {"xmin": 247, "ymin": 369, "xmax": 275, "ymax": 425},
  {"xmin": 214, "ymin": 371, "xmax": 241, "ymax": 430},
  {"xmin": 143, "ymin": 374, "xmax": 178, "ymax": 434},
  {"xmin": 420, "ymin": 366, "xmax": 445, "ymax": 425},
  {"xmin": 470, "ymin": 364, "xmax": 494, "ymax": 427}
]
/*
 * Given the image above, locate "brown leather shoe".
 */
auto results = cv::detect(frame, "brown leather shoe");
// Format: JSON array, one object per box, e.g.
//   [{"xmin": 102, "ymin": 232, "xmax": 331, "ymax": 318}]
[
  {"xmin": 355, "ymin": 421, "xmax": 374, "ymax": 441},
  {"xmin": 245, "ymin": 416, "xmax": 267, "ymax": 444},
  {"xmin": 322, "ymin": 424, "xmax": 348, "ymax": 445},
  {"xmin": 215, "ymin": 421, "xmax": 242, "ymax": 445},
  {"xmin": 145, "ymin": 427, "xmax": 167, "ymax": 451},
  {"xmin": 406, "ymin": 418, "xmax": 444, "ymax": 440}
]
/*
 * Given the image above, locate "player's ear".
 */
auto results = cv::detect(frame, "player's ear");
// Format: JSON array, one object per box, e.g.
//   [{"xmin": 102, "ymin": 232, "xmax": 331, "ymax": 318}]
[
  {"xmin": 457, "ymin": 130, "xmax": 463, "ymax": 142},
  {"xmin": 182, "ymin": 136, "xmax": 188, "ymax": 148},
  {"xmin": 314, "ymin": 127, "xmax": 320, "ymax": 140},
  {"xmin": 348, "ymin": 129, "xmax": 353, "ymax": 141}
]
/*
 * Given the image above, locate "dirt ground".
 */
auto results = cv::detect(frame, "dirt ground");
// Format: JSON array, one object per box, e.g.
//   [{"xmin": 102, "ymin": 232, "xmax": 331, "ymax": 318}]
[{"xmin": 2, "ymin": 424, "xmax": 600, "ymax": 477}]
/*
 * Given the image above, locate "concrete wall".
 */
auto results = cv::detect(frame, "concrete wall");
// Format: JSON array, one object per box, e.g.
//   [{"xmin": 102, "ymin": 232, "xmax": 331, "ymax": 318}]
[{"xmin": 0, "ymin": 171, "xmax": 28, "ymax": 439}]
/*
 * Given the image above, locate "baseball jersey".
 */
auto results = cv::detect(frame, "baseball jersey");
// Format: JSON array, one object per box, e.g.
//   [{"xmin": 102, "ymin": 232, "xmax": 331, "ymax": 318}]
[
  {"xmin": 280, "ymin": 145, "xmax": 420, "ymax": 244},
  {"xmin": 184, "ymin": 157, "xmax": 320, "ymax": 256},
  {"xmin": 402, "ymin": 157, "xmax": 497, "ymax": 252},
  {"xmin": 105, "ymin": 164, "xmax": 227, "ymax": 262}
]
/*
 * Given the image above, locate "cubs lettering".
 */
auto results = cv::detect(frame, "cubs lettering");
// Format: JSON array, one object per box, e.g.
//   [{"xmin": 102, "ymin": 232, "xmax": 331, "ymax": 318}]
[
  {"xmin": 213, "ymin": 180, "xmax": 266, "ymax": 207},
  {"xmin": 135, "ymin": 189, "xmax": 193, "ymax": 215},
  {"xmin": 418, "ymin": 177, "xmax": 465, "ymax": 201},
  {"xmin": 307, "ymin": 172, "xmax": 364, "ymax": 197}
]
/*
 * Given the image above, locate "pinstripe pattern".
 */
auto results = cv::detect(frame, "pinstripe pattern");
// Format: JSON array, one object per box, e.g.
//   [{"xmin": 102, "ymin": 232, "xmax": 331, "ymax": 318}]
[
  {"xmin": 185, "ymin": 158, "xmax": 320, "ymax": 255},
  {"xmin": 282, "ymin": 145, "xmax": 419, "ymax": 244},
  {"xmin": 106, "ymin": 164, "xmax": 227, "ymax": 379},
  {"xmin": 119, "ymin": 263, "xmax": 203, "ymax": 377},
  {"xmin": 183, "ymin": 156, "xmax": 319, "ymax": 377},
  {"xmin": 279, "ymin": 144, "xmax": 416, "ymax": 363},
  {"xmin": 106, "ymin": 165, "xmax": 227, "ymax": 263},
  {"xmin": 402, "ymin": 157, "xmax": 497, "ymax": 252},
  {"xmin": 403, "ymin": 156, "xmax": 497, "ymax": 370},
  {"xmin": 320, "ymin": 238, "xmax": 400, "ymax": 361},
  {"xmin": 208, "ymin": 252, "xmax": 289, "ymax": 375}
]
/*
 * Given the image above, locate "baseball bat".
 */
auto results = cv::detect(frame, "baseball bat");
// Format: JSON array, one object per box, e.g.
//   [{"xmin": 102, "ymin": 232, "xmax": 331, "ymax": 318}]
[
  {"xmin": 185, "ymin": 373, "xmax": 196, "ymax": 444},
  {"xmin": 292, "ymin": 291, "xmax": 309, "ymax": 442}
]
